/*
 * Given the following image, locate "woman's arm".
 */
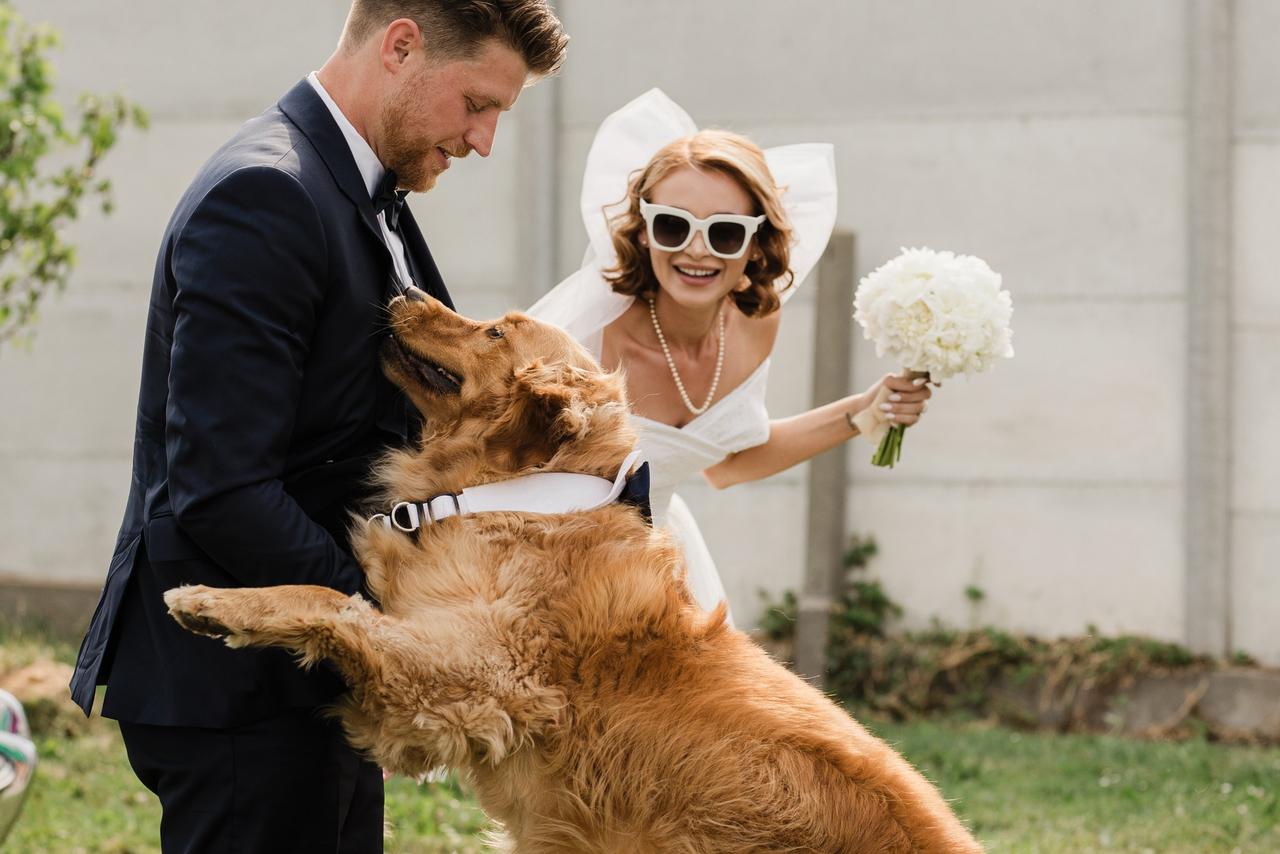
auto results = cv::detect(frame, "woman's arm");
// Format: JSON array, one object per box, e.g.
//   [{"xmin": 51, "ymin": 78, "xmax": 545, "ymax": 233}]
[{"xmin": 702, "ymin": 374, "xmax": 931, "ymax": 489}]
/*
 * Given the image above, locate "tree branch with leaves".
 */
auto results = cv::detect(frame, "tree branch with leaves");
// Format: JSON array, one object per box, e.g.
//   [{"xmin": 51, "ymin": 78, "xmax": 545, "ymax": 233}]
[{"xmin": 0, "ymin": 1, "xmax": 147, "ymax": 347}]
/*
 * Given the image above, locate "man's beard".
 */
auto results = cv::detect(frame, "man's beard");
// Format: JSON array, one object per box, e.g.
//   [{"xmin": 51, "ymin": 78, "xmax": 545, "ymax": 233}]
[
  {"xmin": 379, "ymin": 93, "xmax": 442, "ymax": 193},
  {"xmin": 381, "ymin": 132, "xmax": 437, "ymax": 193}
]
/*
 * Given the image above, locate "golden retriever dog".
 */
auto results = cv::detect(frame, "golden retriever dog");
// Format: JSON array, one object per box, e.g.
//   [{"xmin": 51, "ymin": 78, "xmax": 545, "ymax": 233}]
[{"xmin": 164, "ymin": 293, "xmax": 983, "ymax": 853}]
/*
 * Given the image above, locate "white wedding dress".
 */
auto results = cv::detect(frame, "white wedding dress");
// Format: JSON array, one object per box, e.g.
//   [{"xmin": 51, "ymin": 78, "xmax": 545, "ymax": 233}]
[{"xmin": 529, "ymin": 89, "xmax": 837, "ymax": 625}]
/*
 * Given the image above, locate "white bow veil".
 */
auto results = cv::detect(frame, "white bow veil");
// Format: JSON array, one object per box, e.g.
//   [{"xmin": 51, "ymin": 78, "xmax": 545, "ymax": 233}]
[{"xmin": 529, "ymin": 88, "xmax": 838, "ymax": 624}]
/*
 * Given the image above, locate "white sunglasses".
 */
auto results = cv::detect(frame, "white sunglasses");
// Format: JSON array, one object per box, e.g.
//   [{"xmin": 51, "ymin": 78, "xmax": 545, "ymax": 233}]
[{"xmin": 639, "ymin": 200, "xmax": 766, "ymax": 260}]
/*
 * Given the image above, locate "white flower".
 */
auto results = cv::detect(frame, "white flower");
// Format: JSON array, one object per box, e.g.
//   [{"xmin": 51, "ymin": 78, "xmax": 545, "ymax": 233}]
[{"xmin": 853, "ymin": 247, "xmax": 1014, "ymax": 380}]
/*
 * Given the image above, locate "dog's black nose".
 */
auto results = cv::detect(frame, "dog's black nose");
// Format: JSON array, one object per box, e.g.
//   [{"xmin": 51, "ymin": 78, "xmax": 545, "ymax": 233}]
[{"xmin": 403, "ymin": 285, "xmax": 429, "ymax": 303}]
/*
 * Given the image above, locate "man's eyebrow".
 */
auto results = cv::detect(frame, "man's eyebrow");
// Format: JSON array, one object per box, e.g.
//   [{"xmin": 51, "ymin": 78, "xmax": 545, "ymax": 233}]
[{"xmin": 472, "ymin": 94, "xmax": 506, "ymax": 110}]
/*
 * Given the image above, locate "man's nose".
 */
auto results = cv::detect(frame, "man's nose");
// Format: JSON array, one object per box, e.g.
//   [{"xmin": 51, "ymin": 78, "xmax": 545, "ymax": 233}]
[{"xmin": 464, "ymin": 114, "xmax": 499, "ymax": 158}]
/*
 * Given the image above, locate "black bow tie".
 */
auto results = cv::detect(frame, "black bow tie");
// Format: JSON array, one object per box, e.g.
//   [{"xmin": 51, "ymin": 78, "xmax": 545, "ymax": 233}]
[
  {"xmin": 373, "ymin": 169, "xmax": 408, "ymax": 230},
  {"xmin": 617, "ymin": 461, "xmax": 653, "ymax": 526}
]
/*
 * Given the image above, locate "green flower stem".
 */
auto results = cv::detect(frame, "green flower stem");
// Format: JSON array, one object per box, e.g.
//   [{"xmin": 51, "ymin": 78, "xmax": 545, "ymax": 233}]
[{"xmin": 871, "ymin": 424, "xmax": 907, "ymax": 468}]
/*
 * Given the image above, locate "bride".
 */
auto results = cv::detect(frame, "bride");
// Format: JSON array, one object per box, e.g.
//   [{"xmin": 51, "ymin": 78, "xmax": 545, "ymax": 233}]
[{"xmin": 530, "ymin": 90, "xmax": 934, "ymax": 624}]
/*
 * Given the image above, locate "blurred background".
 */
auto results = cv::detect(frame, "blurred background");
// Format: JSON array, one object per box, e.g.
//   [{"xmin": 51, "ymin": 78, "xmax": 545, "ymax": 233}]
[{"xmin": 0, "ymin": 0, "xmax": 1275, "ymax": 668}]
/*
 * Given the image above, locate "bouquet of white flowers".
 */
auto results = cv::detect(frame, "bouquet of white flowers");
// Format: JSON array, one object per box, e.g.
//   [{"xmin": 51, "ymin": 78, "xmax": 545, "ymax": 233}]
[{"xmin": 852, "ymin": 247, "xmax": 1014, "ymax": 467}]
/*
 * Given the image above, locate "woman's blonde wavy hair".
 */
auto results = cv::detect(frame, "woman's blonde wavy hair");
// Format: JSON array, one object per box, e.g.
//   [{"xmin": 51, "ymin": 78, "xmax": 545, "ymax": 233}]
[{"xmin": 602, "ymin": 130, "xmax": 794, "ymax": 317}]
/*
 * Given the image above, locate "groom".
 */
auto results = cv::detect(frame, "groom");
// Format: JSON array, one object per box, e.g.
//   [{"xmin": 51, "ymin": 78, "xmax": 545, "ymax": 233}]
[{"xmin": 69, "ymin": 1, "xmax": 567, "ymax": 850}]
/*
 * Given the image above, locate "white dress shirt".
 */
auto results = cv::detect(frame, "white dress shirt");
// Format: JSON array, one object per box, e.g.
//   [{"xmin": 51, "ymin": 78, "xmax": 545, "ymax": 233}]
[{"xmin": 306, "ymin": 72, "xmax": 415, "ymax": 290}]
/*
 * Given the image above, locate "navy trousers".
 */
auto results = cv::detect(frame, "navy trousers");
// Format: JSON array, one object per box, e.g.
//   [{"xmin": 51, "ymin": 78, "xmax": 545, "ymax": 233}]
[{"xmin": 118, "ymin": 708, "xmax": 383, "ymax": 853}]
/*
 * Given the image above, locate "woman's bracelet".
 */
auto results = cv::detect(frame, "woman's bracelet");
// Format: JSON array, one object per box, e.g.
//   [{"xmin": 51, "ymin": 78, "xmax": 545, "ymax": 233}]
[{"xmin": 845, "ymin": 409, "xmax": 859, "ymax": 435}]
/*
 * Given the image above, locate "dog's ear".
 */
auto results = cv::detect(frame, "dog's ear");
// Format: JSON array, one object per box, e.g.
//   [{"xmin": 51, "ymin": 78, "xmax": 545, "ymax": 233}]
[
  {"xmin": 485, "ymin": 359, "xmax": 598, "ymax": 468},
  {"xmin": 513, "ymin": 360, "xmax": 595, "ymax": 440}
]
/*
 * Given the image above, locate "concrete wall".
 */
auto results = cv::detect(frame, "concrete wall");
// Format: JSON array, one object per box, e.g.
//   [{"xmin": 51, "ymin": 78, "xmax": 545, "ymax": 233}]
[
  {"xmin": 1233, "ymin": 0, "xmax": 1280, "ymax": 663},
  {"xmin": 555, "ymin": 0, "xmax": 1196, "ymax": 646},
  {"xmin": 1, "ymin": 1, "xmax": 1273, "ymax": 661}
]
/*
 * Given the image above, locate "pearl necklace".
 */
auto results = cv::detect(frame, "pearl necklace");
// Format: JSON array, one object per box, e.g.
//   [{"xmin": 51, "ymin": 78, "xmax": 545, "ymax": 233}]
[{"xmin": 647, "ymin": 297, "xmax": 726, "ymax": 416}]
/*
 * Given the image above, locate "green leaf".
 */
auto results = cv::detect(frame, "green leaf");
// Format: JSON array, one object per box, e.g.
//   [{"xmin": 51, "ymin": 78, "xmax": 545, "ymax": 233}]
[{"xmin": 0, "ymin": 0, "xmax": 146, "ymax": 347}]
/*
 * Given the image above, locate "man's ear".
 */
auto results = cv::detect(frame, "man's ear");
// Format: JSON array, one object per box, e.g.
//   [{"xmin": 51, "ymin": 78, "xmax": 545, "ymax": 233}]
[{"xmin": 380, "ymin": 18, "xmax": 422, "ymax": 70}]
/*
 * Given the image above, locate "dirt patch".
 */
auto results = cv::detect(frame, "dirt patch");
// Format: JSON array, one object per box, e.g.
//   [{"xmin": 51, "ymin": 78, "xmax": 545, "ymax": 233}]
[{"xmin": 0, "ymin": 660, "xmax": 87, "ymax": 737}]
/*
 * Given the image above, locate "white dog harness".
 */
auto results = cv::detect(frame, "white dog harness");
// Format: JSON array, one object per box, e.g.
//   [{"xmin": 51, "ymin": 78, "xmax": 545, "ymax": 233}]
[{"xmin": 368, "ymin": 449, "xmax": 649, "ymax": 533}]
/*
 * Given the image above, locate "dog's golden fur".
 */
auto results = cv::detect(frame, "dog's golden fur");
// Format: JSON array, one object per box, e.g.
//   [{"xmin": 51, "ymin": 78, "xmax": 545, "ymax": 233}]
[{"xmin": 165, "ymin": 295, "xmax": 983, "ymax": 853}]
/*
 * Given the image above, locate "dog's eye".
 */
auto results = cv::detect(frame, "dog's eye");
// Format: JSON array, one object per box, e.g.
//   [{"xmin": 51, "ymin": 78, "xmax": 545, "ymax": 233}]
[{"xmin": 486, "ymin": 327, "xmax": 505, "ymax": 340}]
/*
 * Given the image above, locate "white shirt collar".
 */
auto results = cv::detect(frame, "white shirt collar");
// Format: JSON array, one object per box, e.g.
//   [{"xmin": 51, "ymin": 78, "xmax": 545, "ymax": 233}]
[{"xmin": 306, "ymin": 71, "xmax": 384, "ymax": 199}]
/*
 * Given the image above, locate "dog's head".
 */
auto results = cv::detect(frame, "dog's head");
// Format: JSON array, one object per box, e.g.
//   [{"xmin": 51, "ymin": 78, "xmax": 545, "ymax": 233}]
[{"xmin": 381, "ymin": 291, "xmax": 635, "ymax": 479}]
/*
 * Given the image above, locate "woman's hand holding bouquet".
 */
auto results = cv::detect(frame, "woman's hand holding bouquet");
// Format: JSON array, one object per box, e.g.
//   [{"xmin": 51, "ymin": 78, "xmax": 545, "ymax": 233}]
[{"xmin": 852, "ymin": 248, "xmax": 1014, "ymax": 467}]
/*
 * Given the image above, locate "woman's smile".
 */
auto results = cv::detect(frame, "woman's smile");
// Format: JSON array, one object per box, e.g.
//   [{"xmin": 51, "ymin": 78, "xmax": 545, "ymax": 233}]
[{"xmin": 673, "ymin": 263, "xmax": 721, "ymax": 285}]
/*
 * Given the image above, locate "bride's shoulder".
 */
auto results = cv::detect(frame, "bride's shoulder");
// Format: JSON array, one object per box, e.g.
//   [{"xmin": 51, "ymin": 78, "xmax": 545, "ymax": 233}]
[
  {"xmin": 735, "ymin": 304, "xmax": 783, "ymax": 358},
  {"xmin": 600, "ymin": 301, "xmax": 650, "ymax": 370}
]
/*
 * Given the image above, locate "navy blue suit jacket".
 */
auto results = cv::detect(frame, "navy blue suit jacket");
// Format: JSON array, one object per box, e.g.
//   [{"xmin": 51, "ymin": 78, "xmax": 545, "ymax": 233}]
[{"xmin": 70, "ymin": 80, "xmax": 452, "ymax": 727}]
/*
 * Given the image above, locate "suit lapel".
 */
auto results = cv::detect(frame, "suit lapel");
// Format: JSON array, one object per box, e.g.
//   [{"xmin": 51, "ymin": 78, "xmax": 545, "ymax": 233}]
[
  {"xmin": 277, "ymin": 80, "xmax": 384, "ymax": 249},
  {"xmin": 275, "ymin": 80, "xmax": 432, "ymax": 442},
  {"xmin": 277, "ymin": 80, "xmax": 453, "ymax": 312}
]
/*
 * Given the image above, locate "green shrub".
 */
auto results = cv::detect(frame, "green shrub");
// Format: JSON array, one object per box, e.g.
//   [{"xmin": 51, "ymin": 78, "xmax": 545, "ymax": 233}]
[{"xmin": 760, "ymin": 534, "xmax": 1215, "ymax": 723}]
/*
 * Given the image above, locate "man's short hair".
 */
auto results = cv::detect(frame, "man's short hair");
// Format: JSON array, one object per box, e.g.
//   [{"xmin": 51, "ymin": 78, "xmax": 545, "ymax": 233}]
[{"xmin": 344, "ymin": 0, "xmax": 568, "ymax": 78}]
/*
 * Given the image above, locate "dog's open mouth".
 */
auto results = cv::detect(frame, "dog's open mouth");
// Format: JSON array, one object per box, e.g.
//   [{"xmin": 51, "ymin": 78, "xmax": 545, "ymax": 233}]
[{"xmin": 385, "ymin": 335, "xmax": 463, "ymax": 394}]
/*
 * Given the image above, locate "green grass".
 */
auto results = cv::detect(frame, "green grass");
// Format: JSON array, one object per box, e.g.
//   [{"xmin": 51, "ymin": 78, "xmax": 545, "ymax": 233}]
[
  {"xmin": 12, "ymin": 725, "xmax": 161, "ymax": 854},
  {"xmin": 866, "ymin": 716, "xmax": 1280, "ymax": 852},
  {"xmin": 9, "ymin": 715, "xmax": 1279, "ymax": 852},
  {"xmin": 4, "ymin": 626, "xmax": 1278, "ymax": 851},
  {"xmin": 10, "ymin": 714, "xmax": 493, "ymax": 854},
  {"xmin": 384, "ymin": 774, "xmax": 490, "ymax": 854}
]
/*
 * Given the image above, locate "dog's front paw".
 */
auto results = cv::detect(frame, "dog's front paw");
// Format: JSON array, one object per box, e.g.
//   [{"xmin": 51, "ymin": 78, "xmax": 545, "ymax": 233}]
[{"xmin": 164, "ymin": 585, "xmax": 236, "ymax": 639}]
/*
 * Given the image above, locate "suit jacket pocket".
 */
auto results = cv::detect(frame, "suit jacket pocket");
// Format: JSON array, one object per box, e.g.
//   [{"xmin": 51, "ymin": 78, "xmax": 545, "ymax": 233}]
[
  {"xmin": 142, "ymin": 513, "xmax": 238, "ymax": 589},
  {"xmin": 143, "ymin": 513, "xmax": 207, "ymax": 562}
]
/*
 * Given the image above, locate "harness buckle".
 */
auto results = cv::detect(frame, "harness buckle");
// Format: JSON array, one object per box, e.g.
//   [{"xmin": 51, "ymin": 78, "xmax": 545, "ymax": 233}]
[
  {"xmin": 390, "ymin": 501, "xmax": 421, "ymax": 532},
  {"xmin": 425, "ymin": 493, "xmax": 462, "ymax": 523}
]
